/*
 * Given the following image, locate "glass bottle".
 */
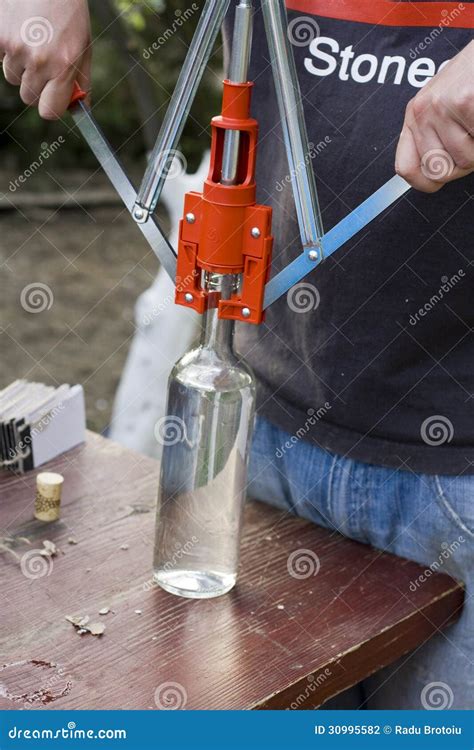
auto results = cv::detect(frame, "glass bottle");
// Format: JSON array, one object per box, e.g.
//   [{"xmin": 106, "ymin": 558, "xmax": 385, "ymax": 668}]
[{"xmin": 153, "ymin": 273, "xmax": 256, "ymax": 598}]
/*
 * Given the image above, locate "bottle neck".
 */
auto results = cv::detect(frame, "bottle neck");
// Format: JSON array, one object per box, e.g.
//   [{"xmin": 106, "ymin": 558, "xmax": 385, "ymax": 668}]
[
  {"xmin": 199, "ymin": 273, "xmax": 237, "ymax": 357},
  {"xmin": 200, "ymin": 307, "xmax": 234, "ymax": 355}
]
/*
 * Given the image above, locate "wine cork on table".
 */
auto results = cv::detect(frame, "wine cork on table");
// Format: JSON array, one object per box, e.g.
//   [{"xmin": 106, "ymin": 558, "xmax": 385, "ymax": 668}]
[{"xmin": 35, "ymin": 472, "xmax": 64, "ymax": 522}]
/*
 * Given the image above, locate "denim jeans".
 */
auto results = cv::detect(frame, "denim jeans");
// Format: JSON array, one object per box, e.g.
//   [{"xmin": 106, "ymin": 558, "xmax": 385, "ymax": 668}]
[{"xmin": 247, "ymin": 415, "xmax": 474, "ymax": 709}]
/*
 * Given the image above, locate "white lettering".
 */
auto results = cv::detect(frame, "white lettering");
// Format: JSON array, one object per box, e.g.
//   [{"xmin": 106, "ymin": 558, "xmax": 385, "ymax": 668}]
[
  {"xmin": 305, "ymin": 36, "xmax": 339, "ymax": 76},
  {"xmin": 302, "ymin": 34, "xmax": 447, "ymax": 89},
  {"xmin": 377, "ymin": 55, "xmax": 406, "ymax": 85},
  {"xmin": 408, "ymin": 57, "xmax": 436, "ymax": 87},
  {"xmin": 339, "ymin": 44, "xmax": 355, "ymax": 80},
  {"xmin": 351, "ymin": 53, "xmax": 378, "ymax": 83}
]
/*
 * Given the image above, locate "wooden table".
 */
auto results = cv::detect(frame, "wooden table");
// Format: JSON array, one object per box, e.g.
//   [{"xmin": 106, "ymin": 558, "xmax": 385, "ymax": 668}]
[{"xmin": 0, "ymin": 433, "xmax": 464, "ymax": 710}]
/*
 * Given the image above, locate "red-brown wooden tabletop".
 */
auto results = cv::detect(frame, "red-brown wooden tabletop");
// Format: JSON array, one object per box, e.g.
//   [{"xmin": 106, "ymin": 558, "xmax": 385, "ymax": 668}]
[{"xmin": 0, "ymin": 433, "xmax": 464, "ymax": 710}]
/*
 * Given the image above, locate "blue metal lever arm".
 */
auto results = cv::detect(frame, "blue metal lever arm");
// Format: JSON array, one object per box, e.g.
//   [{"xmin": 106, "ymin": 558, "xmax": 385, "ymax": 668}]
[{"xmin": 263, "ymin": 174, "xmax": 410, "ymax": 309}]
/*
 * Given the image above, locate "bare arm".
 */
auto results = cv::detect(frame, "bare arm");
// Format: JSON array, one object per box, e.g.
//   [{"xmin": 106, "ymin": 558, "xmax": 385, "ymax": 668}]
[
  {"xmin": 0, "ymin": 0, "xmax": 91, "ymax": 120},
  {"xmin": 396, "ymin": 40, "xmax": 474, "ymax": 192}
]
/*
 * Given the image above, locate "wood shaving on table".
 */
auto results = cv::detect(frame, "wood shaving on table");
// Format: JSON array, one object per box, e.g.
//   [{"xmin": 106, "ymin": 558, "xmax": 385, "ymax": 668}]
[
  {"xmin": 40, "ymin": 540, "xmax": 59, "ymax": 557},
  {"xmin": 0, "ymin": 540, "xmax": 20, "ymax": 560},
  {"xmin": 65, "ymin": 614, "xmax": 105, "ymax": 637},
  {"xmin": 88, "ymin": 622, "xmax": 106, "ymax": 636},
  {"xmin": 66, "ymin": 615, "xmax": 90, "ymax": 628}
]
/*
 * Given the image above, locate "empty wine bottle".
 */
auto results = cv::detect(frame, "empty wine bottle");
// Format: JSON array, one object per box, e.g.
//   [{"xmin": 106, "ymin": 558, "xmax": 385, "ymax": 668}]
[{"xmin": 153, "ymin": 273, "xmax": 256, "ymax": 598}]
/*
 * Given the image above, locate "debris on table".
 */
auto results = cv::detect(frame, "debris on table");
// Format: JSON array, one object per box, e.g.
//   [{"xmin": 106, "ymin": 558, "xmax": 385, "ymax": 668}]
[
  {"xmin": 98, "ymin": 607, "xmax": 110, "ymax": 616},
  {"xmin": 88, "ymin": 622, "xmax": 106, "ymax": 636},
  {"xmin": 66, "ymin": 614, "xmax": 106, "ymax": 637},
  {"xmin": 120, "ymin": 544, "xmax": 129, "ymax": 551},
  {"xmin": 67, "ymin": 537, "xmax": 78, "ymax": 545},
  {"xmin": 40, "ymin": 540, "xmax": 59, "ymax": 557},
  {"xmin": 66, "ymin": 614, "xmax": 89, "ymax": 628},
  {"xmin": 0, "ymin": 536, "xmax": 21, "ymax": 560}
]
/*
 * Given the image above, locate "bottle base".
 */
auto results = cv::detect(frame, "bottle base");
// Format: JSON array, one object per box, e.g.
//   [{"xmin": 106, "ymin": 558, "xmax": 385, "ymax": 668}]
[{"xmin": 153, "ymin": 569, "xmax": 236, "ymax": 599}]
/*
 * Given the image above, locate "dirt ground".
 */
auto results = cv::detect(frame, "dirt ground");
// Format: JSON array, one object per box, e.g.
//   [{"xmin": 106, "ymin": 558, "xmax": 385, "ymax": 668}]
[{"xmin": 0, "ymin": 169, "xmax": 169, "ymax": 434}]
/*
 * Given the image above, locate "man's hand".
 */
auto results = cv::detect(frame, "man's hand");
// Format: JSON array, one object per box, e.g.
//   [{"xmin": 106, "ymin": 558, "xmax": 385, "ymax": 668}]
[
  {"xmin": 0, "ymin": 0, "xmax": 91, "ymax": 120},
  {"xmin": 396, "ymin": 41, "xmax": 474, "ymax": 192}
]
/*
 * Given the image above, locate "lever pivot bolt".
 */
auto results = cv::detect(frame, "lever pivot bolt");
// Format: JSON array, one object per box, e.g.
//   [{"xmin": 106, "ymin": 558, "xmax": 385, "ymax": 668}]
[
  {"xmin": 251, "ymin": 227, "xmax": 260, "ymax": 238},
  {"xmin": 185, "ymin": 213, "xmax": 196, "ymax": 224}
]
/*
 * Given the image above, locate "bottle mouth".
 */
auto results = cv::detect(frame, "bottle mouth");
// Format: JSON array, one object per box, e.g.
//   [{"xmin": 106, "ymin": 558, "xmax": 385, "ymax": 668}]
[{"xmin": 203, "ymin": 271, "xmax": 241, "ymax": 297}]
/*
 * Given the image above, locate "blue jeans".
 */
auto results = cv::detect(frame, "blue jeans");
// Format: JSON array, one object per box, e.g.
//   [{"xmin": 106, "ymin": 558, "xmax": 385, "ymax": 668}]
[{"xmin": 247, "ymin": 415, "xmax": 474, "ymax": 709}]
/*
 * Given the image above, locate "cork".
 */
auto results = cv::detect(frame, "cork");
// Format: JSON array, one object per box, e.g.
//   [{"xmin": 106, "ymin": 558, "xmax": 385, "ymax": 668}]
[{"xmin": 35, "ymin": 472, "xmax": 64, "ymax": 522}]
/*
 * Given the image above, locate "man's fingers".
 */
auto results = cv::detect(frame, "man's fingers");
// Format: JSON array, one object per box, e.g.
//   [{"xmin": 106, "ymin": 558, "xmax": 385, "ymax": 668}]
[
  {"xmin": 417, "ymin": 124, "xmax": 473, "ymax": 186},
  {"xmin": 76, "ymin": 48, "xmax": 92, "ymax": 104},
  {"xmin": 3, "ymin": 53, "xmax": 24, "ymax": 85},
  {"xmin": 20, "ymin": 51, "xmax": 92, "ymax": 116},
  {"xmin": 395, "ymin": 126, "xmax": 444, "ymax": 193},
  {"xmin": 16, "ymin": 54, "xmax": 92, "ymax": 116},
  {"xmin": 404, "ymin": 98, "xmax": 448, "ymax": 177},
  {"xmin": 19, "ymin": 71, "xmax": 47, "ymax": 105},
  {"xmin": 434, "ymin": 121, "xmax": 474, "ymax": 174},
  {"xmin": 420, "ymin": 148, "xmax": 470, "ymax": 186},
  {"xmin": 38, "ymin": 75, "xmax": 76, "ymax": 119}
]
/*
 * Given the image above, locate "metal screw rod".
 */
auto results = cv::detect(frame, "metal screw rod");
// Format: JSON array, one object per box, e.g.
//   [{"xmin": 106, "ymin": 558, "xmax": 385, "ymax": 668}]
[
  {"xmin": 221, "ymin": 0, "xmax": 253, "ymax": 186},
  {"xmin": 261, "ymin": 0, "xmax": 324, "ymax": 252}
]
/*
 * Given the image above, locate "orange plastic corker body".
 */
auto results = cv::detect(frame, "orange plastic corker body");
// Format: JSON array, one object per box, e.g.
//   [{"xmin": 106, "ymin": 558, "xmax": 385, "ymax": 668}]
[{"xmin": 175, "ymin": 80, "xmax": 273, "ymax": 325}]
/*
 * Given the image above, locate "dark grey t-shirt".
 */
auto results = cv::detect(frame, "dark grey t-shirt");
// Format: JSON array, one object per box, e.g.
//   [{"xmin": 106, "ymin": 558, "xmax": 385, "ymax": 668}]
[{"xmin": 229, "ymin": 0, "xmax": 474, "ymax": 475}]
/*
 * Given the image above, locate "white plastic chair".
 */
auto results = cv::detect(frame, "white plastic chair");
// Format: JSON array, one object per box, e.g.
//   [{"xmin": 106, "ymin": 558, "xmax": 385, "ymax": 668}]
[{"xmin": 109, "ymin": 152, "xmax": 209, "ymax": 458}]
